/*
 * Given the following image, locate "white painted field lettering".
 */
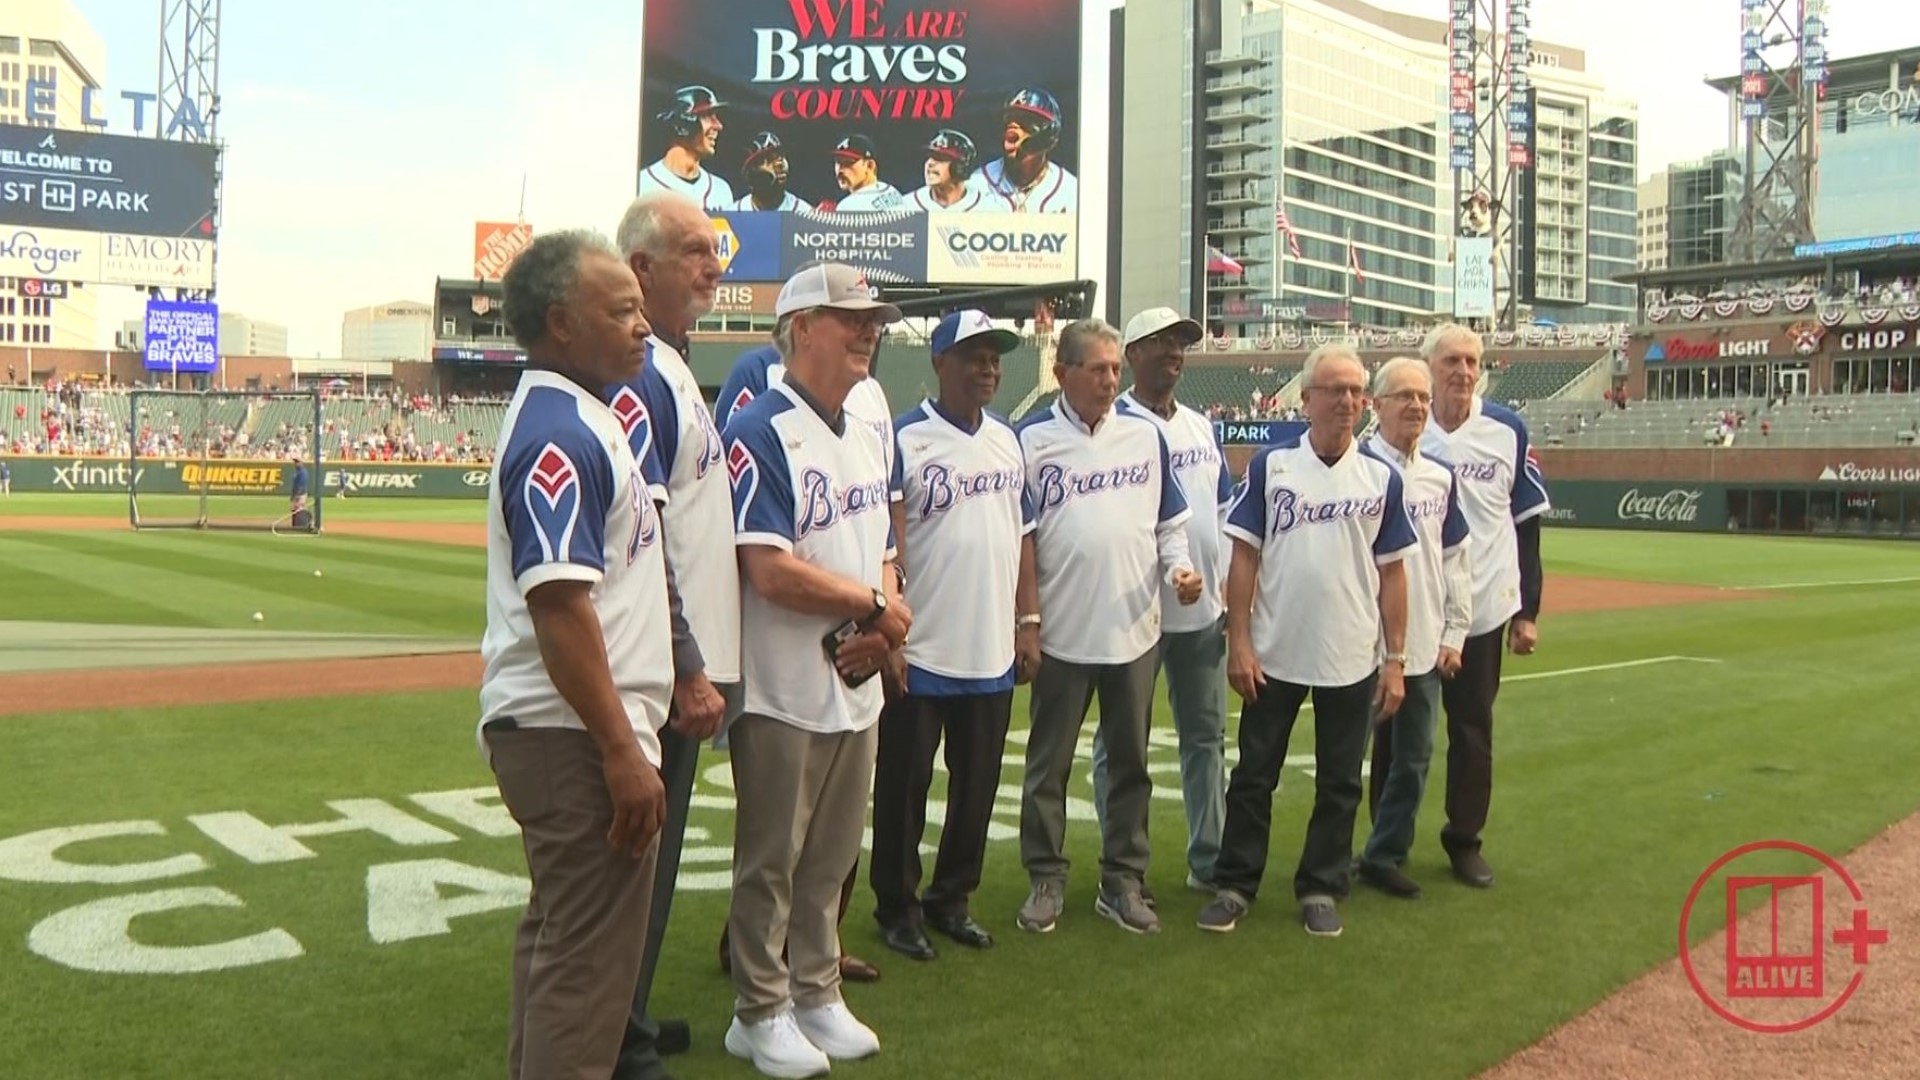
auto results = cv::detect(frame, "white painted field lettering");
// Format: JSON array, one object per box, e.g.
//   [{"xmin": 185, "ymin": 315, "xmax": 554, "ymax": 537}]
[
  {"xmin": 188, "ymin": 798, "xmax": 459, "ymax": 863},
  {"xmin": 0, "ymin": 820, "xmax": 209, "ymax": 884},
  {"xmin": 365, "ymin": 859, "xmax": 529, "ymax": 945},
  {"xmin": 27, "ymin": 887, "xmax": 303, "ymax": 974},
  {"xmin": 407, "ymin": 787, "xmax": 521, "ymax": 838}
]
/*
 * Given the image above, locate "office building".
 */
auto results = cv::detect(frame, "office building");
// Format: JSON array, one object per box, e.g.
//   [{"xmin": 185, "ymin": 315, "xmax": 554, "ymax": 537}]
[
  {"xmin": 1637, "ymin": 172, "xmax": 1669, "ymax": 272},
  {"xmin": 341, "ymin": 300, "xmax": 433, "ymax": 362},
  {"xmin": 0, "ymin": 0, "xmax": 104, "ymax": 350},
  {"xmin": 1114, "ymin": 0, "xmax": 1639, "ymax": 333},
  {"xmin": 1664, "ymin": 154, "xmax": 1742, "ymax": 270}
]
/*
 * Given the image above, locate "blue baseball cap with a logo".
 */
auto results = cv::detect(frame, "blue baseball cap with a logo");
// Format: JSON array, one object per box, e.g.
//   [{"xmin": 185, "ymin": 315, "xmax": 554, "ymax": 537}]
[{"xmin": 932, "ymin": 309, "xmax": 1019, "ymax": 358}]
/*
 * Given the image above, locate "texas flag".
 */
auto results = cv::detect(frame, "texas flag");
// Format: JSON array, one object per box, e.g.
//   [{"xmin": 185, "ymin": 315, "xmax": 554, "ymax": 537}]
[{"xmin": 1207, "ymin": 245, "xmax": 1244, "ymax": 277}]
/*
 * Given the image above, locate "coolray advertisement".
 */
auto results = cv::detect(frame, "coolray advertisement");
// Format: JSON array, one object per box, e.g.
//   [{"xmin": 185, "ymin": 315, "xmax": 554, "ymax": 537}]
[
  {"xmin": 0, "ymin": 124, "xmax": 218, "ymax": 239},
  {"xmin": 142, "ymin": 298, "xmax": 219, "ymax": 375},
  {"xmin": 642, "ymin": 0, "xmax": 1083, "ymax": 285},
  {"xmin": 925, "ymin": 212, "xmax": 1073, "ymax": 284}
]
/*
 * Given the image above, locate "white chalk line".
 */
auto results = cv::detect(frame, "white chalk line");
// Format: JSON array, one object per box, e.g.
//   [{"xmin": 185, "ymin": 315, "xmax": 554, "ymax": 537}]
[{"xmin": 1723, "ymin": 575, "xmax": 1920, "ymax": 592}]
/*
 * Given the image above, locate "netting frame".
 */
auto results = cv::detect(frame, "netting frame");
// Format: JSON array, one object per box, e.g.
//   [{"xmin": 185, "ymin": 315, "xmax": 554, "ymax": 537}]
[{"xmin": 126, "ymin": 388, "xmax": 326, "ymax": 536}]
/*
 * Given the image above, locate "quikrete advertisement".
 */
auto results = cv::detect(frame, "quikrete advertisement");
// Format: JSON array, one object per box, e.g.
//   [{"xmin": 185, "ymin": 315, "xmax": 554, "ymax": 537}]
[
  {"xmin": 180, "ymin": 462, "xmax": 287, "ymax": 495},
  {"xmin": 641, "ymin": 0, "xmax": 1083, "ymax": 286}
]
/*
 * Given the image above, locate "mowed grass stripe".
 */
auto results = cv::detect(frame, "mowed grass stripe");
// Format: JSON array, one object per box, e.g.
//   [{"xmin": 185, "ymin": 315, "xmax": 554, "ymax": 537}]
[
  {"xmin": 0, "ymin": 532, "xmax": 466, "ymax": 637},
  {"xmin": 0, "ymin": 540, "xmax": 195, "ymax": 627},
  {"xmin": 1542, "ymin": 529, "xmax": 1917, "ymax": 588},
  {"xmin": 3, "ymin": 492, "xmax": 489, "ymax": 525}
]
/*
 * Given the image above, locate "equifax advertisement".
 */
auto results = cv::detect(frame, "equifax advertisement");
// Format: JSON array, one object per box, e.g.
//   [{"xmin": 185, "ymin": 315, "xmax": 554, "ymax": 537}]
[{"xmin": 642, "ymin": 0, "xmax": 1083, "ymax": 286}]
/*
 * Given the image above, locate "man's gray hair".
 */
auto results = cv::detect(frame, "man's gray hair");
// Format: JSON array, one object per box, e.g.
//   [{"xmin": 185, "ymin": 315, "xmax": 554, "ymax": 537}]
[
  {"xmin": 1372, "ymin": 355, "xmax": 1431, "ymax": 396},
  {"xmin": 1301, "ymin": 342, "xmax": 1363, "ymax": 389},
  {"xmin": 615, "ymin": 191, "xmax": 699, "ymax": 260},
  {"xmin": 1420, "ymin": 322, "xmax": 1484, "ymax": 361},
  {"xmin": 1056, "ymin": 318, "xmax": 1122, "ymax": 368},
  {"xmin": 772, "ymin": 313, "xmax": 795, "ymax": 359},
  {"xmin": 502, "ymin": 229, "xmax": 620, "ymax": 349}
]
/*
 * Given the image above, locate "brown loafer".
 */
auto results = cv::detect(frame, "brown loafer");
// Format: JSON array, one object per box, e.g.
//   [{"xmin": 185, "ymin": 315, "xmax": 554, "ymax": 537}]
[
  {"xmin": 839, "ymin": 953, "xmax": 881, "ymax": 983},
  {"xmin": 1450, "ymin": 850, "xmax": 1496, "ymax": 888}
]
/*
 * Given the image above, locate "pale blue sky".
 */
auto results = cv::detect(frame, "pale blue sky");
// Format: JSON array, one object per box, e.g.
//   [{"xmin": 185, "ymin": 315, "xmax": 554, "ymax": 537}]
[{"xmin": 66, "ymin": 0, "xmax": 1907, "ymax": 357}]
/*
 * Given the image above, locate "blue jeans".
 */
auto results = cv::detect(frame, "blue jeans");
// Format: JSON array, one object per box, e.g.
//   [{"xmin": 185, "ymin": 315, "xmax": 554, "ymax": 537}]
[
  {"xmin": 1361, "ymin": 670, "xmax": 1443, "ymax": 870},
  {"xmin": 1091, "ymin": 615, "xmax": 1228, "ymax": 882}
]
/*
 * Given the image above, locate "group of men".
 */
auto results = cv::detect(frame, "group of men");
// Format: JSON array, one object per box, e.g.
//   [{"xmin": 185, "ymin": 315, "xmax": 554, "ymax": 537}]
[{"xmin": 477, "ymin": 188, "xmax": 1548, "ymax": 1080}]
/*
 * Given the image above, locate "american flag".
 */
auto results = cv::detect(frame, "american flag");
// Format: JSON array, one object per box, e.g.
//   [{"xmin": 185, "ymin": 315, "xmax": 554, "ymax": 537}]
[{"xmin": 1275, "ymin": 207, "xmax": 1302, "ymax": 260}]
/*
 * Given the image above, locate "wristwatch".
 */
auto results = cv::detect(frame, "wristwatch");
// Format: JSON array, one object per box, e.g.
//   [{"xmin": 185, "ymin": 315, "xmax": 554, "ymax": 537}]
[
  {"xmin": 1016, "ymin": 613, "xmax": 1042, "ymax": 629},
  {"xmin": 1383, "ymin": 651, "xmax": 1408, "ymax": 666},
  {"xmin": 862, "ymin": 588, "xmax": 888, "ymax": 627}
]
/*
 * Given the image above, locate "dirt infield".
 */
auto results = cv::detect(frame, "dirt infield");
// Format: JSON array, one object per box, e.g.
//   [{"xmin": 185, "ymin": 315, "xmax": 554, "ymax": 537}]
[{"xmin": 0, "ymin": 653, "xmax": 482, "ymax": 718}]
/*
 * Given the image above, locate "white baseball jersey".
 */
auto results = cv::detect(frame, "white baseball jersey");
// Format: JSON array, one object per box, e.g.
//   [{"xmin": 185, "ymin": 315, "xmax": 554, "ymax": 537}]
[
  {"xmin": 1117, "ymin": 391, "xmax": 1232, "ymax": 634},
  {"xmin": 1222, "ymin": 433, "xmax": 1418, "ymax": 688},
  {"xmin": 907, "ymin": 185, "xmax": 1010, "ymax": 213},
  {"xmin": 606, "ymin": 338, "xmax": 741, "ymax": 683},
  {"xmin": 1365, "ymin": 433, "xmax": 1473, "ymax": 677},
  {"xmin": 834, "ymin": 182, "xmax": 907, "ymax": 212},
  {"xmin": 972, "ymin": 160, "xmax": 1079, "ymax": 214},
  {"xmin": 479, "ymin": 370, "xmax": 672, "ymax": 766},
  {"xmin": 1418, "ymin": 395, "xmax": 1550, "ymax": 637},
  {"xmin": 729, "ymin": 191, "xmax": 813, "ymax": 212},
  {"xmin": 727, "ymin": 381, "xmax": 895, "ymax": 734},
  {"xmin": 1017, "ymin": 398, "xmax": 1194, "ymax": 665},
  {"xmin": 718, "ymin": 345, "xmax": 894, "ymax": 476},
  {"xmin": 891, "ymin": 400, "xmax": 1035, "ymax": 694},
  {"xmin": 638, "ymin": 161, "xmax": 737, "ymax": 210}
]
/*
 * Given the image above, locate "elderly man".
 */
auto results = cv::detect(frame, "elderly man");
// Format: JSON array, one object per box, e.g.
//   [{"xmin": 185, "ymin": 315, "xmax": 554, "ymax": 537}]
[
  {"xmin": 1015, "ymin": 318, "xmax": 1204, "ymax": 937},
  {"xmin": 869, "ymin": 309, "xmax": 1038, "ymax": 961},
  {"xmin": 722, "ymin": 262, "xmax": 912, "ymax": 1079},
  {"xmin": 605, "ymin": 191, "xmax": 735, "ymax": 1080},
  {"xmin": 1087, "ymin": 306, "xmax": 1235, "ymax": 895},
  {"xmin": 479, "ymin": 229, "xmax": 670, "ymax": 1078},
  {"xmin": 1198, "ymin": 343, "xmax": 1415, "ymax": 938},
  {"xmin": 1357, "ymin": 357, "xmax": 1472, "ymax": 900},
  {"xmin": 1418, "ymin": 324, "xmax": 1550, "ymax": 888}
]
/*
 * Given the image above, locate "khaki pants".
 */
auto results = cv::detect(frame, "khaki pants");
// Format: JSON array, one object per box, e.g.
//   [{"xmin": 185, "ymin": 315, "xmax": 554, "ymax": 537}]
[
  {"xmin": 726, "ymin": 714, "xmax": 879, "ymax": 1025},
  {"xmin": 489, "ymin": 725, "xmax": 661, "ymax": 1080}
]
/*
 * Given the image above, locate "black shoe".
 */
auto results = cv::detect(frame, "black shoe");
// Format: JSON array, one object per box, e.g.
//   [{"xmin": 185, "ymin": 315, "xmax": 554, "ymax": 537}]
[
  {"xmin": 926, "ymin": 913, "xmax": 995, "ymax": 950},
  {"xmin": 1450, "ymin": 850, "xmax": 1496, "ymax": 888},
  {"xmin": 1355, "ymin": 862, "xmax": 1423, "ymax": 899},
  {"xmin": 877, "ymin": 921, "xmax": 937, "ymax": 961},
  {"xmin": 655, "ymin": 1018, "xmax": 691, "ymax": 1056}
]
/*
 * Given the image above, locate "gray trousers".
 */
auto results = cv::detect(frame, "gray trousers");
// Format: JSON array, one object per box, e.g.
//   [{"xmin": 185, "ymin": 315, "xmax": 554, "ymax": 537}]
[
  {"xmin": 1019, "ymin": 647, "xmax": 1159, "ymax": 895},
  {"xmin": 1090, "ymin": 615, "xmax": 1229, "ymax": 882}
]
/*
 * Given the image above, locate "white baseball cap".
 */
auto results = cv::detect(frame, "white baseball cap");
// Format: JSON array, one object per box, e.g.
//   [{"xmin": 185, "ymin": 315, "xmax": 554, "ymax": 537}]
[
  {"xmin": 1123, "ymin": 306, "xmax": 1203, "ymax": 348},
  {"xmin": 932, "ymin": 308, "xmax": 1019, "ymax": 357},
  {"xmin": 774, "ymin": 262, "xmax": 903, "ymax": 323}
]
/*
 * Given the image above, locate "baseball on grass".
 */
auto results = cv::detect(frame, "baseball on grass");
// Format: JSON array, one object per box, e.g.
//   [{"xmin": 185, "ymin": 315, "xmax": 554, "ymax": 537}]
[
  {"xmin": 313, "ymin": 569, "xmax": 323, "ymax": 578},
  {"xmin": 252, "ymin": 612, "xmax": 264, "ymax": 623}
]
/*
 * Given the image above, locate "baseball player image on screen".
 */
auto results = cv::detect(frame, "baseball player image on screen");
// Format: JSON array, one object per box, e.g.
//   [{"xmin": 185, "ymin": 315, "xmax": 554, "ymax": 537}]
[
  {"xmin": 829, "ymin": 135, "xmax": 907, "ymax": 213},
  {"xmin": 972, "ymin": 88, "xmax": 1079, "ymax": 215},
  {"xmin": 731, "ymin": 132, "xmax": 814, "ymax": 213},
  {"xmin": 906, "ymin": 129, "xmax": 1010, "ymax": 213},
  {"xmin": 639, "ymin": 85, "xmax": 739, "ymax": 210}
]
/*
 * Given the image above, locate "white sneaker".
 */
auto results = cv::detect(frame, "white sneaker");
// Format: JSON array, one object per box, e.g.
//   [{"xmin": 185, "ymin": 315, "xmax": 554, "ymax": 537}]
[
  {"xmin": 725, "ymin": 1010, "xmax": 832, "ymax": 1079},
  {"xmin": 793, "ymin": 1001, "xmax": 881, "ymax": 1060}
]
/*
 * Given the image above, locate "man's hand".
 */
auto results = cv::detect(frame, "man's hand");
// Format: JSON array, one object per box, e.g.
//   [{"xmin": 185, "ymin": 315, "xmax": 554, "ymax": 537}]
[
  {"xmin": 836, "ymin": 630, "xmax": 893, "ymax": 684},
  {"xmin": 669, "ymin": 670, "xmax": 726, "ymax": 740},
  {"xmin": 1227, "ymin": 636, "xmax": 1266, "ymax": 702},
  {"xmin": 1173, "ymin": 569, "xmax": 1204, "ymax": 606},
  {"xmin": 1508, "ymin": 618, "xmax": 1539, "ymax": 657},
  {"xmin": 1014, "ymin": 625, "xmax": 1042, "ymax": 685},
  {"xmin": 602, "ymin": 743, "xmax": 665, "ymax": 857},
  {"xmin": 1435, "ymin": 647, "xmax": 1464, "ymax": 679},
  {"xmin": 880, "ymin": 648, "xmax": 908, "ymax": 702},
  {"xmin": 1373, "ymin": 661, "xmax": 1406, "ymax": 720},
  {"xmin": 870, "ymin": 597, "xmax": 914, "ymax": 650}
]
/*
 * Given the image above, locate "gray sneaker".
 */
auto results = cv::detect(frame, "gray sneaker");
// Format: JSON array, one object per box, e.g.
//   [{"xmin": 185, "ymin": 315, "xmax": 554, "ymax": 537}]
[
  {"xmin": 1094, "ymin": 886, "xmax": 1161, "ymax": 934},
  {"xmin": 1017, "ymin": 880, "xmax": 1064, "ymax": 933},
  {"xmin": 1196, "ymin": 889, "xmax": 1250, "ymax": 933},
  {"xmin": 1300, "ymin": 895, "xmax": 1343, "ymax": 937}
]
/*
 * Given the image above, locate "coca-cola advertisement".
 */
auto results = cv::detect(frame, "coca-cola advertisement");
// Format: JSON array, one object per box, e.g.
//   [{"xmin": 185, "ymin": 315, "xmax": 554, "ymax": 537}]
[{"xmin": 637, "ymin": 0, "xmax": 1083, "ymax": 219}]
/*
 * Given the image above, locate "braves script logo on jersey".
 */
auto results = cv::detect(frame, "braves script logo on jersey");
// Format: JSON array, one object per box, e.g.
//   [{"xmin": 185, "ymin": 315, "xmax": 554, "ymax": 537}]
[
  {"xmin": 1034, "ymin": 460, "xmax": 1154, "ymax": 512},
  {"xmin": 1268, "ymin": 487, "xmax": 1386, "ymax": 535},
  {"xmin": 626, "ymin": 465, "xmax": 657, "ymax": 566},
  {"xmin": 609, "ymin": 386, "xmax": 653, "ymax": 459},
  {"xmin": 525, "ymin": 445, "xmax": 582, "ymax": 561},
  {"xmin": 1405, "ymin": 491, "xmax": 1451, "ymax": 523},
  {"xmin": 798, "ymin": 467, "xmax": 889, "ymax": 537},
  {"xmin": 1453, "ymin": 459, "xmax": 1502, "ymax": 484},
  {"xmin": 1167, "ymin": 444, "xmax": 1220, "ymax": 474},
  {"xmin": 917, "ymin": 462, "xmax": 1023, "ymax": 520},
  {"xmin": 692, "ymin": 402, "xmax": 725, "ymax": 479}
]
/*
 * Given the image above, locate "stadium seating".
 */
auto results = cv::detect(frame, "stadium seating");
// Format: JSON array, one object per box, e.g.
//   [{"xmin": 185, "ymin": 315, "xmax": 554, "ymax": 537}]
[
  {"xmin": 1527, "ymin": 395, "xmax": 1920, "ymax": 450},
  {"xmin": 1482, "ymin": 360, "xmax": 1598, "ymax": 405}
]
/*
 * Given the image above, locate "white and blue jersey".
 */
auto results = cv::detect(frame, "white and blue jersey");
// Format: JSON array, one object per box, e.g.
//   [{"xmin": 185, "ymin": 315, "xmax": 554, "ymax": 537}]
[
  {"xmin": 1117, "ymin": 391, "xmax": 1233, "ymax": 634},
  {"xmin": 480, "ymin": 369, "xmax": 673, "ymax": 766},
  {"xmin": 891, "ymin": 399, "xmax": 1035, "ymax": 696},
  {"xmin": 606, "ymin": 338, "xmax": 741, "ymax": 683},
  {"xmin": 718, "ymin": 344, "xmax": 894, "ymax": 475},
  {"xmin": 1016, "ymin": 397, "xmax": 1193, "ymax": 666},
  {"xmin": 729, "ymin": 191, "xmax": 813, "ymax": 212},
  {"xmin": 1366, "ymin": 433, "xmax": 1472, "ymax": 677},
  {"xmin": 1418, "ymin": 395, "xmax": 1549, "ymax": 636},
  {"xmin": 1222, "ymin": 433, "xmax": 1418, "ymax": 688},
  {"xmin": 637, "ymin": 160, "xmax": 737, "ymax": 210},
  {"xmin": 970, "ymin": 159, "xmax": 1079, "ymax": 214},
  {"xmin": 727, "ymin": 379, "xmax": 896, "ymax": 734}
]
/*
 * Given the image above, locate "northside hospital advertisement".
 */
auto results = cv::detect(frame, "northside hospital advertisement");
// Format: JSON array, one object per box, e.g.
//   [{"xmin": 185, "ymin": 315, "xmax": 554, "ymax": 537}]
[{"xmin": 638, "ymin": 0, "xmax": 1084, "ymax": 286}]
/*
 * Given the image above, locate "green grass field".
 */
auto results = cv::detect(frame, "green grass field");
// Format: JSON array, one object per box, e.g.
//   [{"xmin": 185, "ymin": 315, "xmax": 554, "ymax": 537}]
[{"xmin": 1, "ymin": 497, "xmax": 1917, "ymax": 1080}]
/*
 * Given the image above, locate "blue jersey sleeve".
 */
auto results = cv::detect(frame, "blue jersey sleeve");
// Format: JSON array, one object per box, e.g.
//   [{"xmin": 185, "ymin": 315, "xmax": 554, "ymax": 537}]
[
  {"xmin": 605, "ymin": 380, "xmax": 669, "ymax": 505},
  {"xmin": 1155, "ymin": 429, "xmax": 1192, "ymax": 525},
  {"xmin": 716, "ymin": 348, "xmax": 774, "ymax": 434},
  {"xmin": 638, "ymin": 429, "xmax": 669, "ymax": 507},
  {"xmin": 888, "ymin": 414, "xmax": 910, "ymax": 503},
  {"xmin": 1441, "ymin": 474, "xmax": 1471, "ymax": 551},
  {"xmin": 725, "ymin": 414, "xmax": 796, "ymax": 550},
  {"xmin": 499, "ymin": 421, "xmax": 615, "ymax": 591},
  {"xmin": 1373, "ymin": 466, "xmax": 1418, "ymax": 562},
  {"xmin": 1211, "ymin": 424, "xmax": 1233, "ymax": 506},
  {"xmin": 1511, "ymin": 427, "xmax": 1550, "ymax": 523},
  {"xmin": 1222, "ymin": 448, "xmax": 1270, "ymax": 547},
  {"xmin": 633, "ymin": 361, "xmax": 682, "ymax": 476}
]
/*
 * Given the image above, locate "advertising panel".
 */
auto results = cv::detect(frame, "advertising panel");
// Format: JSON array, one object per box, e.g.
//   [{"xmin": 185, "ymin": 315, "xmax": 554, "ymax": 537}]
[
  {"xmin": 473, "ymin": 221, "xmax": 533, "ymax": 281},
  {"xmin": 642, "ymin": 0, "xmax": 1084, "ymax": 285},
  {"xmin": 0, "ymin": 226, "xmax": 216, "ymax": 288},
  {"xmin": 1505, "ymin": 0, "xmax": 1532, "ymax": 169},
  {"xmin": 12, "ymin": 458, "xmax": 493, "ymax": 499},
  {"xmin": 1448, "ymin": 0, "xmax": 1475, "ymax": 172},
  {"xmin": 142, "ymin": 299, "xmax": 219, "ymax": 375},
  {"xmin": 0, "ymin": 124, "xmax": 218, "ymax": 238},
  {"xmin": 1453, "ymin": 235, "xmax": 1496, "ymax": 318},
  {"xmin": 710, "ymin": 211, "xmax": 785, "ymax": 280},
  {"xmin": 924, "ymin": 211, "xmax": 1074, "ymax": 285}
]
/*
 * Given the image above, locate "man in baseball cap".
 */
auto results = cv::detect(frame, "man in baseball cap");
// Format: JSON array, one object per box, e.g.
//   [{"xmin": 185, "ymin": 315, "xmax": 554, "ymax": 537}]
[
  {"xmin": 831, "ymin": 134, "xmax": 906, "ymax": 213},
  {"xmin": 734, "ymin": 132, "xmax": 812, "ymax": 212},
  {"xmin": 774, "ymin": 262, "xmax": 905, "ymax": 323},
  {"xmin": 1121, "ymin": 307, "xmax": 1203, "ymax": 351},
  {"xmin": 638, "ymin": 85, "xmax": 736, "ymax": 209}
]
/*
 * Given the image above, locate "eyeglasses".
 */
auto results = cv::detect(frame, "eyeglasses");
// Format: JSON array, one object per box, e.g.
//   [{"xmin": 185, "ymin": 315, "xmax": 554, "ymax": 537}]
[
  {"xmin": 1377, "ymin": 390, "xmax": 1433, "ymax": 405},
  {"xmin": 1306, "ymin": 385, "xmax": 1367, "ymax": 399}
]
